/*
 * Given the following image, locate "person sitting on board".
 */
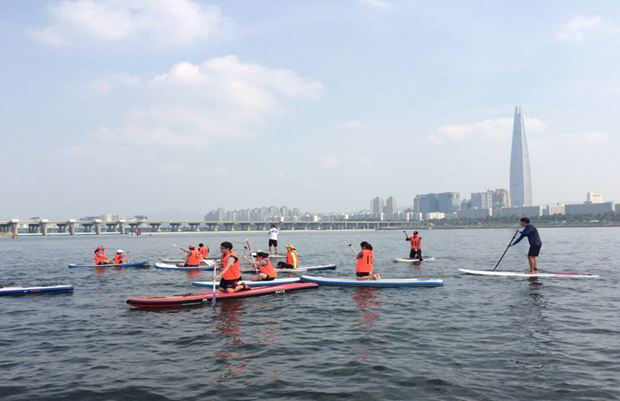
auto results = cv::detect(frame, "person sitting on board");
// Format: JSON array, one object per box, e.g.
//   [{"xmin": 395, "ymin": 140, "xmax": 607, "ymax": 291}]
[
  {"xmin": 277, "ymin": 244, "xmax": 299, "ymax": 269},
  {"xmin": 404, "ymin": 231, "xmax": 423, "ymax": 261},
  {"xmin": 509, "ymin": 217, "xmax": 542, "ymax": 273},
  {"xmin": 94, "ymin": 246, "xmax": 112, "ymax": 265},
  {"xmin": 268, "ymin": 224, "xmax": 279, "ymax": 255},
  {"xmin": 249, "ymin": 251, "xmax": 277, "ymax": 281},
  {"xmin": 198, "ymin": 243, "xmax": 209, "ymax": 260},
  {"xmin": 356, "ymin": 241, "xmax": 381, "ymax": 280},
  {"xmin": 113, "ymin": 249, "xmax": 126, "ymax": 265},
  {"xmin": 216, "ymin": 242, "xmax": 251, "ymax": 293},
  {"xmin": 177, "ymin": 245, "xmax": 201, "ymax": 267}
]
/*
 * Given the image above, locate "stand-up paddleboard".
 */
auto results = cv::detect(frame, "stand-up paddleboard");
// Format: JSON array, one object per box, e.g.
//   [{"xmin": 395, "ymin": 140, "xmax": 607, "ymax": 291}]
[
  {"xmin": 127, "ymin": 282, "xmax": 318, "ymax": 308},
  {"xmin": 300, "ymin": 275, "xmax": 444, "ymax": 287},
  {"xmin": 0, "ymin": 285, "xmax": 74, "ymax": 296},
  {"xmin": 241, "ymin": 264, "xmax": 337, "ymax": 275},
  {"xmin": 154, "ymin": 262, "xmax": 215, "ymax": 271},
  {"xmin": 160, "ymin": 257, "xmax": 219, "ymax": 264},
  {"xmin": 251, "ymin": 253, "xmax": 287, "ymax": 259},
  {"xmin": 193, "ymin": 277, "xmax": 301, "ymax": 288},
  {"xmin": 68, "ymin": 260, "xmax": 150, "ymax": 268},
  {"xmin": 393, "ymin": 257, "xmax": 435, "ymax": 263},
  {"xmin": 458, "ymin": 269, "xmax": 600, "ymax": 278}
]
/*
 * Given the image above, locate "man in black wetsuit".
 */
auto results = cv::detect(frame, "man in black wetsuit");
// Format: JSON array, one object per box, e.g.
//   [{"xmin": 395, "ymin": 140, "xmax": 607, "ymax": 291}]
[{"xmin": 510, "ymin": 217, "xmax": 542, "ymax": 273}]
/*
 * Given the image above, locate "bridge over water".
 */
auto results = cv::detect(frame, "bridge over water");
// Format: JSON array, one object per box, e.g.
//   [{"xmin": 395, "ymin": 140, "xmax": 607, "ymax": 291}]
[{"xmin": 0, "ymin": 219, "xmax": 415, "ymax": 236}]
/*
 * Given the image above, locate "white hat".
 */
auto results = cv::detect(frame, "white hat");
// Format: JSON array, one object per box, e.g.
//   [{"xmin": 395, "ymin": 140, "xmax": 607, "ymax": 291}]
[{"xmin": 116, "ymin": 249, "xmax": 124, "ymax": 254}]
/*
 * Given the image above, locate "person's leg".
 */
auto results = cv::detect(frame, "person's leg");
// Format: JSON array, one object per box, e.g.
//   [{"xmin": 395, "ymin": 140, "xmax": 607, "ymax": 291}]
[
  {"xmin": 528, "ymin": 256, "xmax": 538, "ymax": 273},
  {"xmin": 409, "ymin": 249, "xmax": 416, "ymax": 259},
  {"xmin": 417, "ymin": 250, "xmax": 423, "ymax": 261}
]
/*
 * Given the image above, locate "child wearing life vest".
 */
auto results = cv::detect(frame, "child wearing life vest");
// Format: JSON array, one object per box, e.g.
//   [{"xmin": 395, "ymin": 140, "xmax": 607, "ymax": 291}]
[
  {"xmin": 277, "ymin": 244, "xmax": 298, "ymax": 269},
  {"xmin": 198, "ymin": 243, "xmax": 209, "ymax": 259},
  {"xmin": 249, "ymin": 251, "xmax": 277, "ymax": 281},
  {"xmin": 405, "ymin": 231, "xmax": 423, "ymax": 260},
  {"xmin": 215, "ymin": 242, "xmax": 251, "ymax": 293},
  {"xmin": 356, "ymin": 241, "xmax": 381, "ymax": 280},
  {"xmin": 94, "ymin": 246, "xmax": 112, "ymax": 265},
  {"xmin": 177, "ymin": 245, "xmax": 201, "ymax": 267},
  {"xmin": 113, "ymin": 249, "xmax": 126, "ymax": 265}
]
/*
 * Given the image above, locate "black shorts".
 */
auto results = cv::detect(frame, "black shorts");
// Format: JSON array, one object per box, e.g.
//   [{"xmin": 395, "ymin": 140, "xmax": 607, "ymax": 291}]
[
  {"xmin": 269, "ymin": 239, "xmax": 278, "ymax": 247},
  {"xmin": 219, "ymin": 278, "xmax": 240, "ymax": 289},
  {"xmin": 356, "ymin": 272, "xmax": 371, "ymax": 277},
  {"xmin": 277, "ymin": 262, "xmax": 294, "ymax": 269},
  {"xmin": 528, "ymin": 245, "xmax": 542, "ymax": 257}
]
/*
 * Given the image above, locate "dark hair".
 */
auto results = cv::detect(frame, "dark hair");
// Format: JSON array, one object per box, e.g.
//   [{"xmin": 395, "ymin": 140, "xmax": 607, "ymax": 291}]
[
  {"xmin": 360, "ymin": 241, "xmax": 373, "ymax": 251},
  {"xmin": 256, "ymin": 251, "xmax": 269, "ymax": 258},
  {"xmin": 199, "ymin": 243, "xmax": 204, "ymax": 247},
  {"xmin": 271, "ymin": 224, "xmax": 276, "ymax": 228},
  {"xmin": 520, "ymin": 217, "xmax": 530, "ymax": 224},
  {"xmin": 189, "ymin": 245, "xmax": 195, "ymax": 250},
  {"xmin": 413, "ymin": 231, "xmax": 419, "ymax": 235},
  {"xmin": 220, "ymin": 241, "xmax": 233, "ymax": 250}
]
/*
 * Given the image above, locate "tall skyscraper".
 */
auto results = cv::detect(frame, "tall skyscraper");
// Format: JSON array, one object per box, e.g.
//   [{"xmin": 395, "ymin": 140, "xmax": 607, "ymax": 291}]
[
  {"xmin": 371, "ymin": 196, "xmax": 385, "ymax": 215},
  {"xmin": 510, "ymin": 106, "xmax": 533, "ymax": 207},
  {"xmin": 438, "ymin": 192, "xmax": 460, "ymax": 214},
  {"xmin": 384, "ymin": 196, "xmax": 398, "ymax": 215}
]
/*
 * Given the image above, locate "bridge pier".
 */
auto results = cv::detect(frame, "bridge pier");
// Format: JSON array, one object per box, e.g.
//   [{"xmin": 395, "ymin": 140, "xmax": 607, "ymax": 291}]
[
  {"xmin": 57, "ymin": 223, "xmax": 68, "ymax": 233},
  {"xmin": 106, "ymin": 222, "xmax": 118, "ymax": 233},
  {"xmin": 94, "ymin": 220, "xmax": 102, "ymax": 235},
  {"xmin": 68, "ymin": 220, "xmax": 76, "ymax": 235},
  {"xmin": 189, "ymin": 223, "xmax": 200, "ymax": 232},
  {"xmin": 170, "ymin": 223, "xmax": 181, "ymax": 232},
  {"xmin": 119, "ymin": 220, "xmax": 126, "ymax": 235},
  {"xmin": 150, "ymin": 223, "xmax": 161, "ymax": 232}
]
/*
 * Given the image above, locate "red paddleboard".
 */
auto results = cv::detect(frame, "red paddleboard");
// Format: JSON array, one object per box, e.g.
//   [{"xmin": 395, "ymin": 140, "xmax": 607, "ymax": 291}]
[{"xmin": 127, "ymin": 282, "xmax": 318, "ymax": 308}]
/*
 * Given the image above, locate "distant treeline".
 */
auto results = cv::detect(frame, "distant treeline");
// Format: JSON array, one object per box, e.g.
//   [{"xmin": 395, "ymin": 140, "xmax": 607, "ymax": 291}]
[{"xmin": 431, "ymin": 212, "xmax": 620, "ymax": 227}]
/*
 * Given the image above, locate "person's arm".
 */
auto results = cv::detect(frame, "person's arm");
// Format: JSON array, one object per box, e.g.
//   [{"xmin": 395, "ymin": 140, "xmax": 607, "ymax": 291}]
[
  {"xmin": 405, "ymin": 236, "xmax": 411, "ymax": 241},
  {"xmin": 512, "ymin": 227, "xmax": 529, "ymax": 246},
  {"xmin": 216, "ymin": 257, "xmax": 235, "ymax": 280},
  {"xmin": 357, "ymin": 251, "xmax": 363, "ymax": 259}
]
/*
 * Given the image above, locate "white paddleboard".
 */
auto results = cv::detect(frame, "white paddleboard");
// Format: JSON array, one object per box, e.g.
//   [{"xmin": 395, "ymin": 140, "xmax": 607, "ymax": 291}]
[
  {"xmin": 459, "ymin": 269, "xmax": 599, "ymax": 278},
  {"xmin": 393, "ymin": 257, "xmax": 435, "ymax": 263},
  {"xmin": 154, "ymin": 262, "xmax": 215, "ymax": 271},
  {"xmin": 193, "ymin": 277, "xmax": 301, "ymax": 288}
]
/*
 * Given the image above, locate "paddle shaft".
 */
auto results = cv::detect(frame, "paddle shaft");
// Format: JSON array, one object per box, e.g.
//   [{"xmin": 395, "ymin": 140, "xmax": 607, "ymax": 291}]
[
  {"xmin": 348, "ymin": 244, "xmax": 358, "ymax": 255},
  {"xmin": 492, "ymin": 230, "xmax": 519, "ymax": 271}
]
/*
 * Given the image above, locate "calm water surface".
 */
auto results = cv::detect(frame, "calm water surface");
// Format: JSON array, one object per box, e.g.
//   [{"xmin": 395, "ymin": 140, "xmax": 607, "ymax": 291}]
[{"xmin": 1, "ymin": 227, "xmax": 619, "ymax": 401}]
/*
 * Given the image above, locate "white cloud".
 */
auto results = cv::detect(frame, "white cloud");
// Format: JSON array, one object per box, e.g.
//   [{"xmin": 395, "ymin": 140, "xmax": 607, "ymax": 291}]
[
  {"xmin": 555, "ymin": 15, "xmax": 618, "ymax": 43},
  {"xmin": 340, "ymin": 119, "xmax": 365, "ymax": 129},
  {"xmin": 91, "ymin": 55, "xmax": 323, "ymax": 148},
  {"xmin": 29, "ymin": 0, "xmax": 228, "ymax": 46},
  {"xmin": 359, "ymin": 0, "xmax": 393, "ymax": 10},
  {"xmin": 429, "ymin": 117, "xmax": 547, "ymax": 144}
]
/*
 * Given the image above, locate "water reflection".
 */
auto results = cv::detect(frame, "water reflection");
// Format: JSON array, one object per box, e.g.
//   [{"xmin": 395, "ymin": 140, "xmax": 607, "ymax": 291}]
[{"xmin": 352, "ymin": 287, "xmax": 381, "ymax": 330}]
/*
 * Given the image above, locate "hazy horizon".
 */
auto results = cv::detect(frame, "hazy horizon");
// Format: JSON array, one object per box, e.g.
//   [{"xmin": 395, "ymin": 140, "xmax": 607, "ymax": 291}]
[{"xmin": 1, "ymin": 1, "xmax": 618, "ymax": 220}]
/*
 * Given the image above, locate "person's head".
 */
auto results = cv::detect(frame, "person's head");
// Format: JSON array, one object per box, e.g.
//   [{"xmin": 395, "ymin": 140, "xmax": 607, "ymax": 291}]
[
  {"xmin": 287, "ymin": 244, "xmax": 296, "ymax": 251},
  {"xmin": 188, "ymin": 245, "xmax": 195, "ymax": 250},
  {"xmin": 199, "ymin": 243, "xmax": 204, "ymax": 247},
  {"xmin": 116, "ymin": 249, "xmax": 123, "ymax": 254},
  {"xmin": 360, "ymin": 241, "xmax": 373, "ymax": 251},
  {"xmin": 256, "ymin": 251, "xmax": 269, "ymax": 259},
  {"xmin": 271, "ymin": 224, "xmax": 276, "ymax": 228},
  {"xmin": 520, "ymin": 217, "xmax": 530, "ymax": 227},
  {"xmin": 220, "ymin": 241, "xmax": 233, "ymax": 254},
  {"xmin": 413, "ymin": 231, "xmax": 419, "ymax": 236}
]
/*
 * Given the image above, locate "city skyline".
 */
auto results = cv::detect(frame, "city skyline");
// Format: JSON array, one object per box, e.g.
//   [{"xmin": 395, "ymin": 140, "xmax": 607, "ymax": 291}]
[{"xmin": 1, "ymin": 1, "xmax": 619, "ymax": 219}]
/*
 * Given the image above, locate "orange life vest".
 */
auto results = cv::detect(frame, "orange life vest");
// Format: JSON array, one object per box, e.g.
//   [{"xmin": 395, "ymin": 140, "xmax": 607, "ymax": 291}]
[
  {"xmin": 198, "ymin": 246, "xmax": 209, "ymax": 259},
  {"xmin": 259, "ymin": 259, "xmax": 277, "ymax": 279},
  {"xmin": 186, "ymin": 250, "xmax": 201, "ymax": 266},
  {"xmin": 286, "ymin": 250, "xmax": 298, "ymax": 268},
  {"xmin": 113, "ymin": 254, "xmax": 125, "ymax": 265},
  {"xmin": 95, "ymin": 249, "xmax": 107, "ymax": 265},
  {"xmin": 356, "ymin": 249, "xmax": 374, "ymax": 273},
  {"xmin": 221, "ymin": 252, "xmax": 241, "ymax": 280},
  {"xmin": 410, "ymin": 235, "xmax": 422, "ymax": 250}
]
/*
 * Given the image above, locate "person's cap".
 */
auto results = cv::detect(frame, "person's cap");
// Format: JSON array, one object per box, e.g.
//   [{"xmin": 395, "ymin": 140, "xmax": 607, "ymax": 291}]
[
  {"xmin": 286, "ymin": 244, "xmax": 296, "ymax": 249},
  {"xmin": 116, "ymin": 249, "xmax": 124, "ymax": 254},
  {"xmin": 256, "ymin": 250, "xmax": 269, "ymax": 257}
]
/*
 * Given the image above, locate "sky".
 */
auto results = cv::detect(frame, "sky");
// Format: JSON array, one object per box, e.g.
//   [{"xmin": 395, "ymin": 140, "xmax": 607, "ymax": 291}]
[{"xmin": 0, "ymin": 0, "xmax": 618, "ymax": 219}]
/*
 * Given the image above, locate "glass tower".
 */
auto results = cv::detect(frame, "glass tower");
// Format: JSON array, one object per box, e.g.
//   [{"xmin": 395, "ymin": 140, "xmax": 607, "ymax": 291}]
[{"xmin": 510, "ymin": 106, "xmax": 533, "ymax": 207}]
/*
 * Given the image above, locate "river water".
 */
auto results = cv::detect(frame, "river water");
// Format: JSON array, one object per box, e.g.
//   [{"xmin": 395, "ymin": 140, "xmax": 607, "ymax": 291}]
[{"xmin": 1, "ymin": 227, "xmax": 619, "ymax": 401}]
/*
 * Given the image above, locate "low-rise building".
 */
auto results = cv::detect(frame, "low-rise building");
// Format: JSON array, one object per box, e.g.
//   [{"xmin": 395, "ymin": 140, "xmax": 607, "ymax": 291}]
[
  {"xmin": 458, "ymin": 208, "xmax": 492, "ymax": 219},
  {"xmin": 543, "ymin": 204, "xmax": 565, "ymax": 216},
  {"xmin": 565, "ymin": 202, "xmax": 615, "ymax": 216},
  {"xmin": 494, "ymin": 206, "xmax": 542, "ymax": 218}
]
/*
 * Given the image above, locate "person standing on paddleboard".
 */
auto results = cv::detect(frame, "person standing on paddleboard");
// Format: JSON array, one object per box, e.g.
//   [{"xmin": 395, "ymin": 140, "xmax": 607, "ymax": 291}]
[
  {"xmin": 405, "ymin": 231, "xmax": 423, "ymax": 261},
  {"xmin": 268, "ymin": 224, "xmax": 279, "ymax": 255},
  {"xmin": 216, "ymin": 242, "xmax": 251, "ymax": 293},
  {"xmin": 510, "ymin": 217, "xmax": 542, "ymax": 273},
  {"xmin": 356, "ymin": 241, "xmax": 381, "ymax": 280}
]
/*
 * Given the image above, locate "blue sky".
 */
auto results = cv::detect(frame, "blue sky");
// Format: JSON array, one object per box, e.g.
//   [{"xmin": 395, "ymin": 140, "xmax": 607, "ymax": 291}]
[{"xmin": 1, "ymin": 0, "xmax": 618, "ymax": 219}]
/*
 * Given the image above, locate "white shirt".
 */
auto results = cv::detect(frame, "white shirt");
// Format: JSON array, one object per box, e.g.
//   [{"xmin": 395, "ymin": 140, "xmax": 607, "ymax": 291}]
[{"xmin": 269, "ymin": 227, "xmax": 279, "ymax": 240}]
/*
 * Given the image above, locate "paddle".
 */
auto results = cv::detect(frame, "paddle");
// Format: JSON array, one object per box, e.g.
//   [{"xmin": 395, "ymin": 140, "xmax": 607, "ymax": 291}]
[
  {"xmin": 492, "ymin": 230, "xmax": 519, "ymax": 271},
  {"xmin": 348, "ymin": 244, "xmax": 358, "ymax": 255},
  {"xmin": 246, "ymin": 239, "xmax": 259, "ymax": 272},
  {"xmin": 172, "ymin": 243, "xmax": 189, "ymax": 254},
  {"xmin": 403, "ymin": 230, "xmax": 408, "ymax": 239},
  {"xmin": 211, "ymin": 254, "xmax": 217, "ymax": 307}
]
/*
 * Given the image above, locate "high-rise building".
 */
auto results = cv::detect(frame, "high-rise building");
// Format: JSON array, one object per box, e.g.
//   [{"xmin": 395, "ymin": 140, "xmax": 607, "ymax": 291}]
[
  {"xmin": 493, "ymin": 188, "xmax": 511, "ymax": 209},
  {"xmin": 438, "ymin": 192, "xmax": 460, "ymax": 214},
  {"xmin": 371, "ymin": 196, "xmax": 385, "ymax": 215},
  {"xmin": 471, "ymin": 191, "xmax": 493, "ymax": 210},
  {"xmin": 414, "ymin": 194, "xmax": 439, "ymax": 214},
  {"xmin": 510, "ymin": 106, "xmax": 533, "ymax": 207},
  {"xmin": 384, "ymin": 196, "xmax": 398, "ymax": 215},
  {"xmin": 587, "ymin": 192, "xmax": 603, "ymax": 204}
]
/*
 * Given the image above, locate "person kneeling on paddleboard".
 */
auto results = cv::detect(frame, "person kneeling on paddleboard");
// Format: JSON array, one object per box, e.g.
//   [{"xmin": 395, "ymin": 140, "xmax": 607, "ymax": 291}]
[
  {"xmin": 94, "ymin": 246, "xmax": 112, "ymax": 265},
  {"xmin": 198, "ymin": 243, "xmax": 209, "ymax": 260},
  {"xmin": 277, "ymin": 244, "xmax": 298, "ymax": 269},
  {"xmin": 404, "ymin": 231, "xmax": 423, "ymax": 261},
  {"xmin": 510, "ymin": 217, "xmax": 542, "ymax": 274},
  {"xmin": 249, "ymin": 251, "xmax": 277, "ymax": 281},
  {"xmin": 356, "ymin": 242, "xmax": 381, "ymax": 280},
  {"xmin": 113, "ymin": 249, "xmax": 126, "ymax": 265},
  {"xmin": 216, "ymin": 242, "xmax": 251, "ymax": 293},
  {"xmin": 178, "ymin": 245, "xmax": 201, "ymax": 267}
]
